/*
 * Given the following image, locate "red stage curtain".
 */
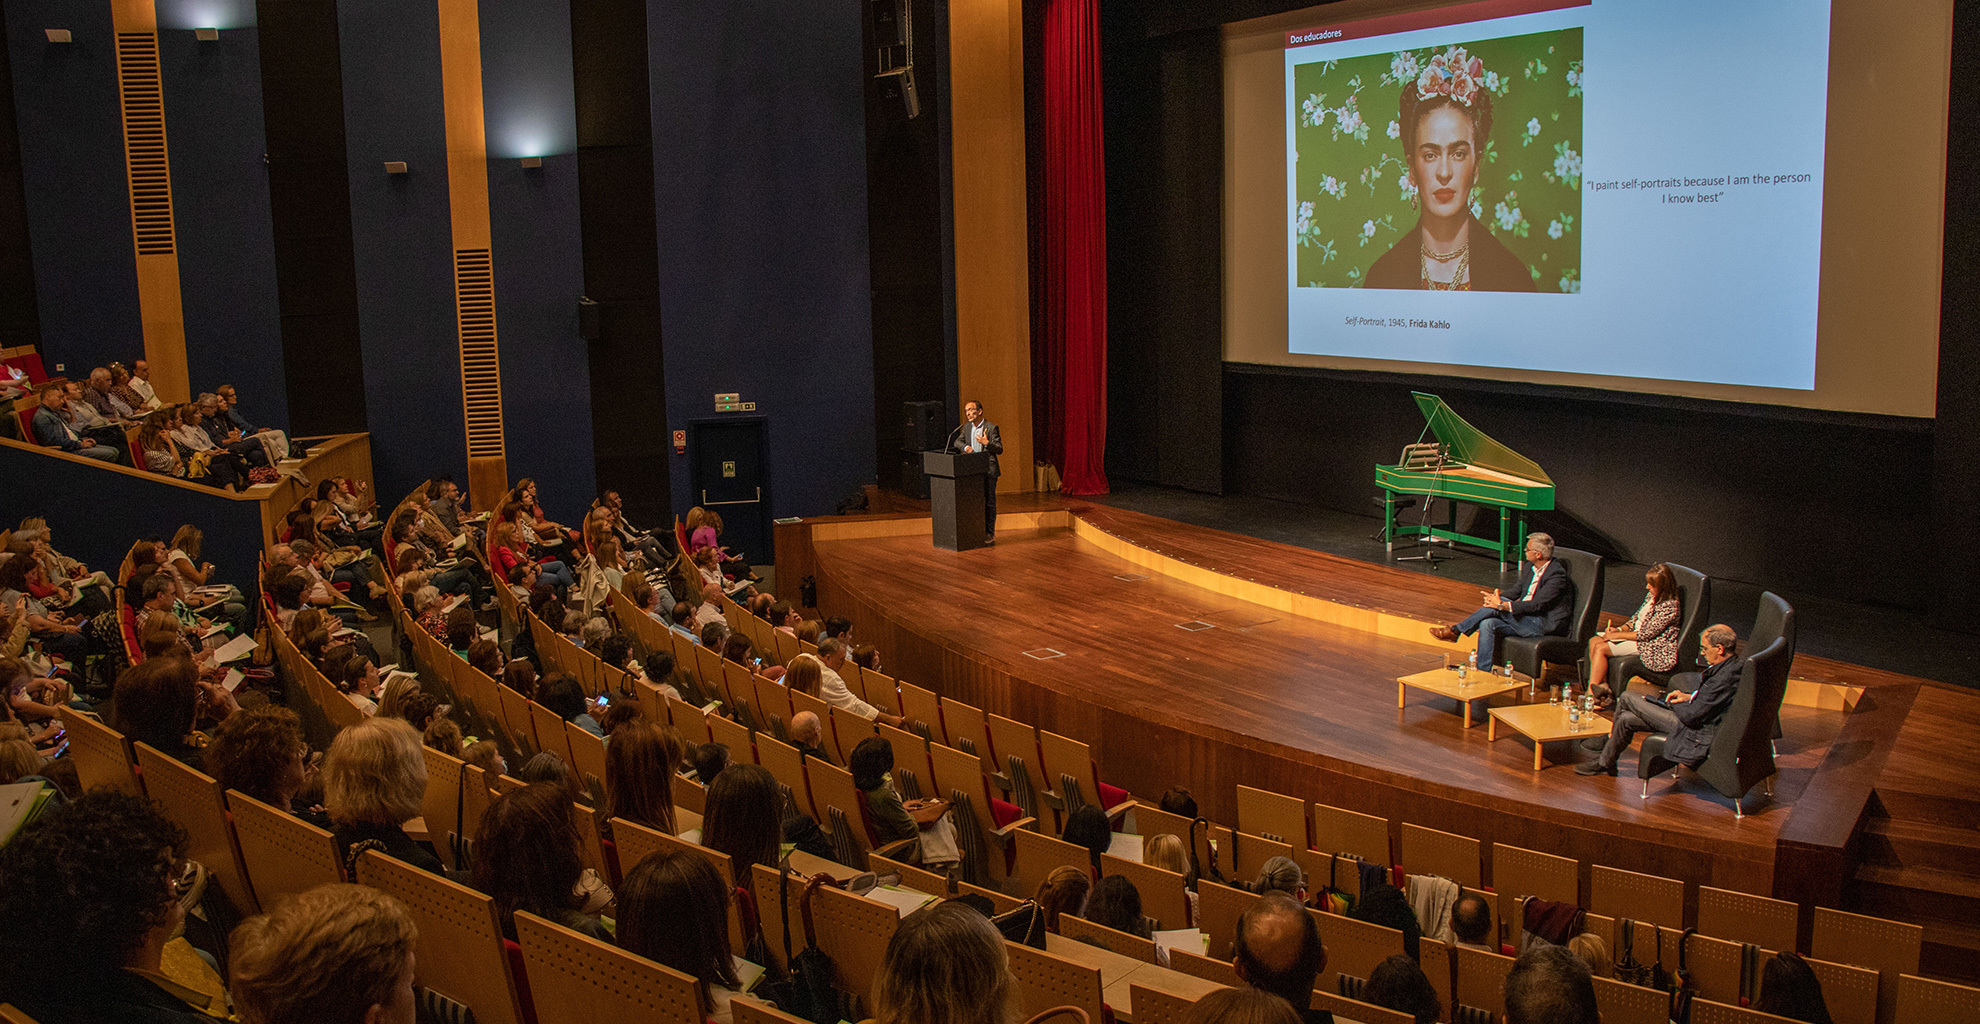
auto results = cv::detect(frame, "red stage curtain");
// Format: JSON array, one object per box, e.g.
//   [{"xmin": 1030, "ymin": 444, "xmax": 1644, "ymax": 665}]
[{"xmin": 1043, "ymin": 0, "xmax": 1109, "ymax": 494}]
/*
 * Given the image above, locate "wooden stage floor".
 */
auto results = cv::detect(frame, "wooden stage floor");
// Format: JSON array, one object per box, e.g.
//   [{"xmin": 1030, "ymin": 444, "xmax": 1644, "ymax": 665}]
[{"xmin": 779, "ymin": 500, "xmax": 1944, "ymax": 905}]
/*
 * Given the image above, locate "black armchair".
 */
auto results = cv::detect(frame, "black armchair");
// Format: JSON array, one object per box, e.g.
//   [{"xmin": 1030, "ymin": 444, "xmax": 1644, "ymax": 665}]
[
  {"xmin": 1501, "ymin": 547, "xmax": 1604, "ymax": 680},
  {"xmin": 1606, "ymin": 563, "xmax": 1710, "ymax": 693},
  {"xmin": 1638, "ymin": 637, "xmax": 1791, "ymax": 817},
  {"xmin": 1748, "ymin": 591, "xmax": 1796, "ymax": 741}
]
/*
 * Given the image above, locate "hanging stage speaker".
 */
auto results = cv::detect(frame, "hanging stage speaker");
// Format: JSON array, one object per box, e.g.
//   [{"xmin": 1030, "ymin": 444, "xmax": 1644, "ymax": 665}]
[{"xmin": 902, "ymin": 400, "xmax": 946, "ymax": 451}]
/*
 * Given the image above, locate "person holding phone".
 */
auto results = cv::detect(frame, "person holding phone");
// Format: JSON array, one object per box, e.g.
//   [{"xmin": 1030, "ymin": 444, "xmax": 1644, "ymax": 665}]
[{"xmin": 1577, "ymin": 624, "xmax": 1740, "ymax": 777}]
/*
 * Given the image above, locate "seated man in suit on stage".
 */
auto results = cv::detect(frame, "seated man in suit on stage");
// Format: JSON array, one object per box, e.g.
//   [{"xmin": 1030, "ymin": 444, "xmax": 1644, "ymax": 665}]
[
  {"xmin": 1429, "ymin": 532, "xmax": 1571, "ymax": 668},
  {"xmin": 1576, "ymin": 623, "xmax": 1739, "ymax": 776}
]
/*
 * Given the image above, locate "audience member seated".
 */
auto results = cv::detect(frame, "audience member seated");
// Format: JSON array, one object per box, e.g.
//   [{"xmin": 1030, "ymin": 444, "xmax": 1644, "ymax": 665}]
[
  {"xmin": 172, "ymin": 401, "xmax": 262, "ymax": 478},
  {"xmin": 1578, "ymin": 623, "xmax": 1739, "ymax": 777},
  {"xmin": 816, "ymin": 638, "xmax": 904, "ymax": 725},
  {"xmin": 1182, "ymin": 988, "xmax": 1302, "ymax": 1024},
  {"xmin": 1159, "ymin": 785, "xmax": 1199, "ymax": 819},
  {"xmin": 1142, "ymin": 833, "xmax": 1198, "ymax": 921},
  {"xmin": 1428, "ymin": 532, "xmax": 1572, "ymax": 669},
  {"xmin": 1086, "ymin": 874, "xmax": 1166, "ymax": 964},
  {"xmin": 0, "ymin": 791, "xmax": 216, "ymax": 1023},
  {"xmin": 466, "ymin": 637, "xmax": 505, "ymax": 680},
  {"xmin": 29, "ymin": 384, "xmax": 119, "ymax": 461},
  {"xmin": 517, "ymin": 750, "xmax": 580, "ymax": 800},
  {"xmin": 701, "ymin": 762, "xmax": 781, "ymax": 875},
  {"xmin": 1349, "ymin": 881, "xmax": 1421, "ymax": 959},
  {"xmin": 1249, "ymin": 856, "xmax": 1304, "ymax": 900},
  {"xmin": 1504, "ymin": 945, "xmax": 1599, "ymax": 1024},
  {"xmin": 1754, "ymin": 951, "xmax": 1837, "ymax": 1024},
  {"xmin": 539, "ymin": 672, "xmax": 604, "ymax": 736},
  {"xmin": 692, "ymin": 742, "xmax": 731, "ymax": 785},
  {"xmin": 122, "ymin": 358, "xmax": 163, "ymax": 408},
  {"xmin": 376, "ymin": 670, "xmax": 421, "ymax": 720},
  {"xmin": 1587, "ymin": 562, "xmax": 1681, "ymax": 704},
  {"xmin": 1363, "ymin": 954, "xmax": 1442, "ymax": 1024},
  {"xmin": 59, "ymin": 379, "xmax": 134, "ymax": 462},
  {"xmin": 1235, "ymin": 893, "xmax": 1333, "ymax": 1024},
  {"xmin": 324, "ymin": 717, "xmax": 440, "ymax": 875},
  {"xmin": 445, "ymin": 605, "xmax": 478, "ymax": 655},
  {"xmin": 0, "ymin": 552, "xmax": 88, "ymax": 663},
  {"xmin": 227, "ymin": 883, "xmax": 417, "ymax": 1024},
  {"xmin": 789, "ymin": 710, "xmax": 833, "ymax": 765},
  {"xmin": 502, "ymin": 658, "xmax": 539, "ymax": 702},
  {"xmin": 1061, "ymin": 803, "xmax": 1112, "ymax": 875},
  {"xmin": 465, "ymin": 738, "xmax": 506, "ymax": 777},
  {"xmin": 1565, "ymin": 932, "xmax": 1611, "ymax": 979},
  {"xmin": 472, "ymin": 781, "xmax": 613, "ymax": 940},
  {"xmin": 493, "ymin": 520, "xmax": 574, "ymax": 597},
  {"xmin": 616, "ymin": 851, "xmax": 748, "ymax": 1024},
  {"xmin": 607, "ymin": 722, "xmax": 686, "ymax": 834},
  {"xmin": 693, "ymin": 583, "xmax": 727, "ymax": 628},
  {"xmin": 1450, "ymin": 891, "xmax": 1495, "ymax": 952},
  {"xmin": 16, "ymin": 521, "xmax": 109, "ymax": 617},
  {"xmin": 167, "ymin": 524, "xmax": 251, "ymax": 631},
  {"xmin": 193, "ymin": 392, "xmax": 274, "ymax": 469},
  {"xmin": 212, "ymin": 383, "xmax": 291, "ymax": 463},
  {"xmin": 336, "ymin": 654, "xmax": 383, "ymax": 716},
  {"xmin": 852, "ymin": 735, "xmax": 958, "ymax": 868},
  {"xmin": 207, "ymin": 705, "xmax": 327, "ymax": 826},
  {"xmin": 871, "ymin": 899, "xmax": 1022, "ymax": 1024},
  {"xmin": 594, "ymin": 488, "xmax": 670, "ymax": 566},
  {"xmin": 137, "ymin": 408, "xmax": 244, "ymax": 490},
  {"xmin": 1034, "ymin": 865, "xmax": 1091, "ymax": 938},
  {"xmin": 111, "ymin": 655, "xmax": 237, "ymax": 769},
  {"xmin": 81, "ymin": 366, "xmax": 138, "ymax": 421}
]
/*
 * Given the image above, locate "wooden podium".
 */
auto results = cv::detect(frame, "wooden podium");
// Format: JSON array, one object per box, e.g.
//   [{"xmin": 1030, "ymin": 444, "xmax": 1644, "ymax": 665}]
[{"xmin": 923, "ymin": 450, "xmax": 992, "ymax": 551}]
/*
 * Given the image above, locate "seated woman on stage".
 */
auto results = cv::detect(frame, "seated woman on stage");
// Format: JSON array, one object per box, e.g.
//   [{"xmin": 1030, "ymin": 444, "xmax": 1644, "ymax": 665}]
[{"xmin": 1585, "ymin": 562, "xmax": 1680, "ymax": 706}]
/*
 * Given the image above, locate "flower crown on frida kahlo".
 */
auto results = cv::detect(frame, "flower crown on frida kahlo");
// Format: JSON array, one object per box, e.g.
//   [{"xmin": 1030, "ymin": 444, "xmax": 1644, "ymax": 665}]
[{"xmin": 1415, "ymin": 46, "xmax": 1486, "ymax": 107}]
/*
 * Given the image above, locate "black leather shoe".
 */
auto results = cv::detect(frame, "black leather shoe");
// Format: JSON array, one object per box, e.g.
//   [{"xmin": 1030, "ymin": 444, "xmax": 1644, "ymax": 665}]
[
  {"xmin": 1574, "ymin": 761, "xmax": 1617, "ymax": 776},
  {"xmin": 1580, "ymin": 737, "xmax": 1606, "ymax": 752}
]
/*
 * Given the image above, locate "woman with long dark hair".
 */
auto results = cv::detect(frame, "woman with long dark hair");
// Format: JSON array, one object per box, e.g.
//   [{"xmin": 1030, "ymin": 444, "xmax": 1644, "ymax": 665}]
[
  {"xmin": 700, "ymin": 762, "xmax": 781, "ymax": 876},
  {"xmin": 616, "ymin": 852, "xmax": 747, "ymax": 1023},
  {"xmin": 472, "ymin": 781, "xmax": 611, "ymax": 940}
]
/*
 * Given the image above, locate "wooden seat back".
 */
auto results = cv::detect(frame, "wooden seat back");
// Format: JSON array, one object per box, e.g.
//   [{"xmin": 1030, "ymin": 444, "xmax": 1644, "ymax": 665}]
[
  {"xmin": 1812, "ymin": 907, "xmax": 1923, "ymax": 1024},
  {"xmin": 1234, "ymin": 785, "xmax": 1307, "ymax": 848},
  {"xmin": 132, "ymin": 743, "xmax": 257, "ymax": 916},
  {"xmin": 1593, "ymin": 976, "xmax": 1673, "ymax": 1024},
  {"xmin": 1491, "ymin": 843, "xmax": 1578, "ymax": 948},
  {"xmin": 1894, "ymin": 973, "xmax": 1980, "ymax": 1024},
  {"xmin": 1058, "ymin": 915, "xmax": 1162, "ymax": 964},
  {"xmin": 354, "ymin": 850, "xmax": 527, "ymax": 1024},
  {"xmin": 1312, "ymin": 803, "xmax": 1390, "ymax": 866},
  {"xmin": 513, "ymin": 910, "xmax": 701, "ymax": 1024},
  {"xmin": 1100, "ymin": 853, "xmax": 1190, "ymax": 932},
  {"xmin": 1195, "ymin": 880, "xmax": 1261, "ymax": 962},
  {"xmin": 1590, "ymin": 864, "xmax": 1685, "ymax": 927},
  {"xmin": 1005, "ymin": 940, "xmax": 1106, "ymax": 1024},
  {"xmin": 60, "ymin": 709, "xmax": 142, "ymax": 795},
  {"xmin": 897, "ymin": 680, "xmax": 943, "ymax": 739},
  {"xmin": 1013, "ymin": 828, "xmax": 1093, "ymax": 893},
  {"xmin": 227, "ymin": 790, "xmax": 344, "ymax": 906}
]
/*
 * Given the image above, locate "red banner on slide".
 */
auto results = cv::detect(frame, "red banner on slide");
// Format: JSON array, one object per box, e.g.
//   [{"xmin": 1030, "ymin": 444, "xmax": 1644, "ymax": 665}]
[{"xmin": 1286, "ymin": 0, "xmax": 1589, "ymax": 49}]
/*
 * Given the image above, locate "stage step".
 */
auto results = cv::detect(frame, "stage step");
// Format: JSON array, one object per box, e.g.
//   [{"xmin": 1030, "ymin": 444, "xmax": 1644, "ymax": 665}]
[{"xmin": 1848, "ymin": 794, "xmax": 1980, "ymax": 984}]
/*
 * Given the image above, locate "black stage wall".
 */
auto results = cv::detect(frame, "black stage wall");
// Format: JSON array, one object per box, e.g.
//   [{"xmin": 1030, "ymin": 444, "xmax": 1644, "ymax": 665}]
[{"xmin": 1103, "ymin": 0, "xmax": 1980, "ymax": 623}]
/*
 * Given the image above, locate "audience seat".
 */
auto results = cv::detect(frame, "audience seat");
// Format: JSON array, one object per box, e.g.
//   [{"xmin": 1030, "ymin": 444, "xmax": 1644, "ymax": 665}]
[
  {"xmin": 1500, "ymin": 546, "xmax": 1605, "ymax": 681},
  {"xmin": 132, "ymin": 743, "xmax": 259, "ymax": 921},
  {"xmin": 354, "ymin": 850, "xmax": 530, "ymax": 1024},
  {"xmin": 227, "ymin": 790, "xmax": 344, "ymax": 908},
  {"xmin": 512, "ymin": 911, "xmax": 700, "ymax": 1024}
]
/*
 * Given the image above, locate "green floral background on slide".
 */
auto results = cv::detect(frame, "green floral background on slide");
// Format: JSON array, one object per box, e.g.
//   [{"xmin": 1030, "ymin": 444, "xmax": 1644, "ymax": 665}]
[{"xmin": 1293, "ymin": 27, "xmax": 1583, "ymax": 292}]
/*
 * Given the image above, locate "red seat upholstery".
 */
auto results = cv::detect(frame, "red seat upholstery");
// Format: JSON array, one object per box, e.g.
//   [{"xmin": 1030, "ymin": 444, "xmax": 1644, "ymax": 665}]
[{"xmin": 4, "ymin": 354, "xmax": 48, "ymax": 383}]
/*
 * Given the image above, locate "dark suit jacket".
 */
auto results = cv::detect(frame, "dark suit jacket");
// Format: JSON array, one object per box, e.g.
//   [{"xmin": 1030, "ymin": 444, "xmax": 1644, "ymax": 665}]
[
  {"xmin": 1664, "ymin": 653, "xmax": 1742, "ymax": 765},
  {"xmin": 959, "ymin": 419, "xmax": 1003, "ymax": 478},
  {"xmin": 1499, "ymin": 560, "xmax": 1574, "ymax": 635}
]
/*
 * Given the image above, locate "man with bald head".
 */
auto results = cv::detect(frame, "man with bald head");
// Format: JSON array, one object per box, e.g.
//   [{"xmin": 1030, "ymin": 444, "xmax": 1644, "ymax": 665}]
[
  {"xmin": 693, "ymin": 583, "xmax": 728, "ymax": 629},
  {"xmin": 1233, "ymin": 893, "xmax": 1333, "ymax": 1023},
  {"xmin": 789, "ymin": 711, "xmax": 833, "ymax": 765}
]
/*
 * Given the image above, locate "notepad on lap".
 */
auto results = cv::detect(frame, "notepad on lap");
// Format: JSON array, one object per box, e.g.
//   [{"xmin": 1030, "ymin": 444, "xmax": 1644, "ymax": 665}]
[{"xmin": 212, "ymin": 633, "xmax": 258, "ymax": 664}]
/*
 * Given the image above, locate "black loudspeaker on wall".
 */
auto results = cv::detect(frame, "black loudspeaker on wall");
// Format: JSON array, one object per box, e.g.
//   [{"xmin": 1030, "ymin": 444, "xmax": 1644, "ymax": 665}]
[
  {"xmin": 900, "ymin": 451, "xmax": 932, "ymax": 499},
  {"xmin": 902, "ymin": 399, "xmax": 946, "ymax": 451},
  {"xmin": 578, "ymin": 296, "xmax": 600, "ymax": 341}
]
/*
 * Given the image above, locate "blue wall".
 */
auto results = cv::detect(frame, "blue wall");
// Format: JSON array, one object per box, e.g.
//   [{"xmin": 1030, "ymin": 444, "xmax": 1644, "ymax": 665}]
[
  {"xmin": 336, "ymin": 0, "xmax": 464, "ymax": 503},
  {"xmin": 157, "ymin": 18, "xmax": 288, "ymax": 427},
  {"xmin": 4, "ymin": 0, "xmax": 143, "ymax": 376},
  {"xmin": 481, "ymin": 0, "xmax": 595, "ymax": 520},
  {"xmin": 649, "ymin": 0, "xmax": 877, "ymax": 519}
]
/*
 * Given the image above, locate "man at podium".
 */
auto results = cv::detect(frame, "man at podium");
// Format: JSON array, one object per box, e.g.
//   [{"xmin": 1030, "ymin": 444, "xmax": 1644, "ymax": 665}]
[{"xmin": 954, "ymin": 400, "xmax": 1003, "ymax": 544}]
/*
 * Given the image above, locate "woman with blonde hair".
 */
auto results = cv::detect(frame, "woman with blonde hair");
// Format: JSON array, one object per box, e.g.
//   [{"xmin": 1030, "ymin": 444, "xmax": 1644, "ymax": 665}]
[
  {"xmin": 375, "ymin": 670, "xmax": 421, "ymax": 721},
  {"xmin": 785, "ymin": 652, "xmax": 823, "ymax": 698},
  {"xmin": 323, "ymin": 717, "xmax": 439, "ymax": 874},
  {"xmin": 1142, "ymin": 832, "xmax": 1199, "ymax": 924},
  {"xmin": 229, "ymin": 883, "xmax": 418, "ymax": 1024},
  {"xmin": 872, "ymin": 900, "xmax": 1023, "ymax": 1024},
  {"xmin": 1566, "ymin": 932, "xmax": 1612, "ymax": 979}
]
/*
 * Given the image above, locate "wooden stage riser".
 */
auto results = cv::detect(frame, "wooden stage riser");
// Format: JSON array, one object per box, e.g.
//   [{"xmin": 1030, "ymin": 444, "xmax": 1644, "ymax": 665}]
[{"xmin": 818, "ymin": 572, "xmax": 1776, "ymax": 907}]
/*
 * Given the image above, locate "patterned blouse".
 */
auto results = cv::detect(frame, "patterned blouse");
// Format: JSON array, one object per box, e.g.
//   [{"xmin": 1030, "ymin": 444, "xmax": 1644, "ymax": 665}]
[{"xmin": 1628, "ymin": 595, "xmax": 1683, "ymax": 672}]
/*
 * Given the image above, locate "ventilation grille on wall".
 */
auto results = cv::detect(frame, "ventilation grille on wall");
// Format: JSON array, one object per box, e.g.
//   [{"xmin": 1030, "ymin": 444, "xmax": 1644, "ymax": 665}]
[
  {"xmin": 116, "ymin": 32, "xmax": 175, "ymax": 256},
  {"xmin": 454, "ymin": 248, "xmax": 506, "ymax": 458}
]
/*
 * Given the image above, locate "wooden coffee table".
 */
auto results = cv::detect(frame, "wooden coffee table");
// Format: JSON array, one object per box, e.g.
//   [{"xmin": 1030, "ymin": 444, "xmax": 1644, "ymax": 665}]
[
  {"xmin": 1488, "ymin": 702, "xmax": 1604, "ymax": 770},
  {"xmin": 1396, "ymin": 668, "xmax": 1529, "ymax": 728}
]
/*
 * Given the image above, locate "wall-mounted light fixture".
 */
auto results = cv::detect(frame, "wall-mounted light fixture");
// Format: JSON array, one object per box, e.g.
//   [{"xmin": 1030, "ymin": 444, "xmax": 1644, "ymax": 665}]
[
  {"xmin": 194, "ymin": 27, "xmax": 220, "ymax": 41},
  {"xmin": 383, "ymin": 161, "xmax": 408, "ymax": 175},
  {"xmin": 44, "ymin": 29, "xmax": 72, "ymax": 43},
  {"xmin": 519, "ymin": 157, "xmax": 543, "ymax": 169}
]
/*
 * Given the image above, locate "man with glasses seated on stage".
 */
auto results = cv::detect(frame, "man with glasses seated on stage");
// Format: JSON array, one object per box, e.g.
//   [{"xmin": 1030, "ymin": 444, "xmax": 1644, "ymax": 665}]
[
  {"xmin": 1429, "ymin": 532, "xmax": 1571, "ymax": 668},
  {"xmin": 1576, "ymin": 623, "xmax": 1739, "ymax": 777}
]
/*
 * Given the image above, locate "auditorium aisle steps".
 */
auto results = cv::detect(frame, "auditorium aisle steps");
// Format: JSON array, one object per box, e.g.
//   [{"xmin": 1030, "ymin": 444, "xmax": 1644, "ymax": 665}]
[{"xmin": 1849, "ymin": 684, "xmax": 1980, "ymax": 983}]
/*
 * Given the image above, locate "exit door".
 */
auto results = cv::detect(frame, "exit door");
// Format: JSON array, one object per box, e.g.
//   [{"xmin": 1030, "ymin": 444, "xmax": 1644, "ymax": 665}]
[{"xmin": 689, "ymin": 418, "xmax": 770, "ymax": 567}]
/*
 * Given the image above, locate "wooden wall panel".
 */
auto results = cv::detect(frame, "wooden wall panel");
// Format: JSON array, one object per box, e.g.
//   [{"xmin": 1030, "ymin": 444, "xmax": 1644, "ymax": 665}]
[
  {"xmin": 110, "ymin": 1, "xmax": 190, "ymax": 403},
  {"xmin": 949, "ymin": 0, "xmax": 1033, "ymax": 494},
  {"xmin": 435, "ymin": 0, "xmax": 505, "ymax": 483}
]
